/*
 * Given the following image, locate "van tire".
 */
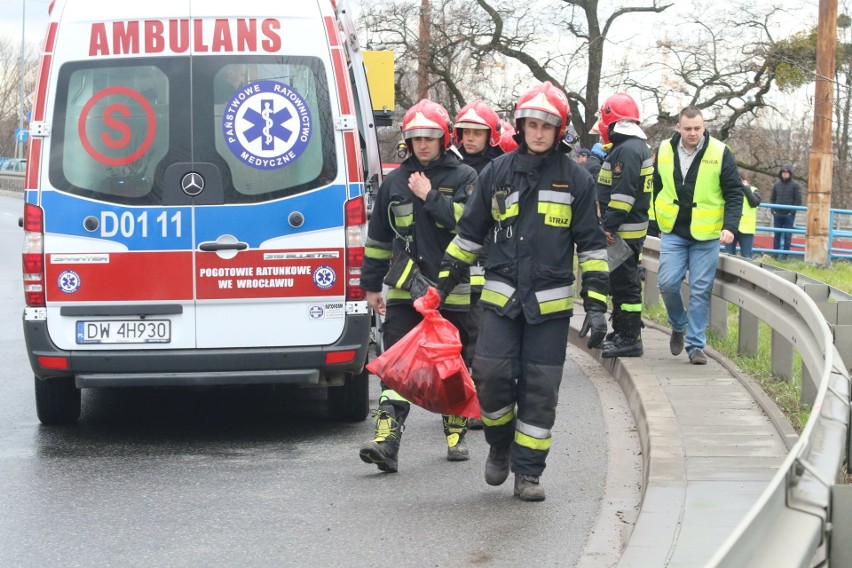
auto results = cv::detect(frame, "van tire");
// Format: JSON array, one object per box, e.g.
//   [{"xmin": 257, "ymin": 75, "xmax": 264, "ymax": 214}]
[
  {"xmin": 34, "ymin": 376, "xmax": 81, "ymax": 425},
  {"xmin": 328, "ymin": 367, "xmax": 369, "ymax": 422}
]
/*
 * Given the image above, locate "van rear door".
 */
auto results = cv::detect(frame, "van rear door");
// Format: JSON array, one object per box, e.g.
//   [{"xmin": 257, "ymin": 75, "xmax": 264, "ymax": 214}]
[
  {"xmin": 189, "ymin": 10, "xmax": 348, "ymax": 349},
  {"xmin": 41, "ymin": 2, "xmax": 349, "ymax": 351}
]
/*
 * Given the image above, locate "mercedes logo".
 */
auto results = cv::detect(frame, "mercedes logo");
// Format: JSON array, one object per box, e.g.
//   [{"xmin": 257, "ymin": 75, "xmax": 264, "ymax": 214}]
[{"xmin": 181, "ymin": 172, "xmax": 205, "ymax": 196}]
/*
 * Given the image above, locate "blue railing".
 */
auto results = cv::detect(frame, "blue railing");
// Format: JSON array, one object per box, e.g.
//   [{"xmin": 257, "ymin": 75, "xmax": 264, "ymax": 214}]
[{"xmin": 730, "ymin": 203, "xmax": 852, "ymax": 260}]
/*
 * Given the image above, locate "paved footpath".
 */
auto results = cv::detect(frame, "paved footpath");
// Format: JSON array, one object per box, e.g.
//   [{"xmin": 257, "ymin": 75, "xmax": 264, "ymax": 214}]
[{"xmin": 571, "ymin": 307, "xmax": 795, "ymax": 568}]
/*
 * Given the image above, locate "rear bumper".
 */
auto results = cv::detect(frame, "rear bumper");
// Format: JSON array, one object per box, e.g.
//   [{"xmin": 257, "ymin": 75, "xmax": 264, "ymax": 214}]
[{"xmin": 23, "ymin": 314, "xmax": 370, "ymax": 388}]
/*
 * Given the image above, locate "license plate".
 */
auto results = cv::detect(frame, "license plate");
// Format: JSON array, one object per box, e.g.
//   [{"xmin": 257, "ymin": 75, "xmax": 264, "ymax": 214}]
[{"xmin": 76, "ymin": 320, "xmax": 171, "ymax": 344}]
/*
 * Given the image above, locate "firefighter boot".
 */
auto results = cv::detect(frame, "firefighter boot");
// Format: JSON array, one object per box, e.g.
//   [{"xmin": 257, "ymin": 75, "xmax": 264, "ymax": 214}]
[
  {"xmin": 359, "ymin": 408, "xmax": 404, "ymax": 472},
  {"xmin": 600, "ymin": 309, "xmax": 624, "ymax": 351},
  {"xmin": 443, "ymin": 415, "xmax": 470, "ymax": 461},
  {"xmin": 484, "ymin": 445, "xmax": 511, "ymax": 486},
  {"xmin": 514, "ymin": 473, "xmax": 546, "ymax": 502},
  {"xmin": 602, "ymin": 312, "xmax": 644, "ymax": 358}
]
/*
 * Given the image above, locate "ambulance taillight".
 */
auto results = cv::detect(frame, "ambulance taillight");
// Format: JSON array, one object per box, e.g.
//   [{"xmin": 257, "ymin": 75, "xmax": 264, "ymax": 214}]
[
  {"xmin": 345, "ymin": 196, "xmax": 366, "ymax": 301},
  {"xmin": 22, "ymin": 203, "xmax": 46, "ymax": 307}
]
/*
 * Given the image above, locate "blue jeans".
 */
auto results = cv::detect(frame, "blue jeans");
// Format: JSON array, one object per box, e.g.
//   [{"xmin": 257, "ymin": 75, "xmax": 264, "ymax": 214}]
[
  {"xmin": 658, "ymin": 233, "xmax": 721, "ymax": 354},
  {"xmin": 773, "ymin": 213, "xmax": 795, "ymax": 254},
  {"xmin": 724, "ymin": 232, "xmax": 754, "ymax": 259}
]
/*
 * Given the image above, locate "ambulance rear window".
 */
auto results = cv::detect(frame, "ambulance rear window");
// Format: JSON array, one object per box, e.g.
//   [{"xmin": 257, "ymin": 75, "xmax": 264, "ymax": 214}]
[{"xmin": 49, "ymin": 56, "xmax": 336, "ymax": 206}]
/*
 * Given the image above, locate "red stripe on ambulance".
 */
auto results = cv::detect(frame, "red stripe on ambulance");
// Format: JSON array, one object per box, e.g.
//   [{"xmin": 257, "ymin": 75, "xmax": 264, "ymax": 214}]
[{"xmin": 45, "ymin": 252, "xmax": 194, "ymax": 302}]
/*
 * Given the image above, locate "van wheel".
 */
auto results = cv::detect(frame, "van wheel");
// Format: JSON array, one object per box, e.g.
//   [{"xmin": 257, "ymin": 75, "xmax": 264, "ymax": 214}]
[
  {"xmin": 328, "ymin": 367, "xmax": 369, "ymax": 422},
  {"xmin": 34, "ymin": 376, "xmax": 81, "ymax": 425}
]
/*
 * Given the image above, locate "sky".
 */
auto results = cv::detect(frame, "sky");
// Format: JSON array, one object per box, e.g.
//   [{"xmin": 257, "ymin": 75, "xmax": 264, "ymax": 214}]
[{"xmin": 0, "ymin": 0, "xmax": 52, "ymax": 48}]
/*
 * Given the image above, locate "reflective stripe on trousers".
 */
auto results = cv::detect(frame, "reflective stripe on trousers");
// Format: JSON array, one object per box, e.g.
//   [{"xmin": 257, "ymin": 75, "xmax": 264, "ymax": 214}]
[{"xmin": 471, "ymin": 308, "xmax": 570, "ymax": 476}]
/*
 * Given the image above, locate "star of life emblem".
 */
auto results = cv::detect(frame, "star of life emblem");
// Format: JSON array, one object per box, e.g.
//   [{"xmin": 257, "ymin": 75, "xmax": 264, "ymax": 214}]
[
  {"xmin": 222, "ymin": 80, "xmax": 313, "ymax": 170},
  {"xmin": 58, "ymin": 270, "xmax": 81, "ymax": 294},
  {"xmin": 313, "ymin": 266, "xmax": 336, "ymax": 290}
]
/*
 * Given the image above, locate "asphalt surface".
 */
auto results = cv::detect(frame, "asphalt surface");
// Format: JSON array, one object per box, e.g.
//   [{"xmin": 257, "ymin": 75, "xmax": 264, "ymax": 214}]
[{"xmin": 0, "ymin": 192, "xmax": 642, "ymax": 567}]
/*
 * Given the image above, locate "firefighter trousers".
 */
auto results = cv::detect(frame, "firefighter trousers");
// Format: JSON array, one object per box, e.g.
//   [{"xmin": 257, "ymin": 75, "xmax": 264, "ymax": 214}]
[
  {"xmin": 471, "ymin": 309, "xmax": 570, "ymax": 476},
  {"xmin": 611, "ymin": 240, "xmax": 644, "ymax": 315},
  {"xmin": 378, "ymin": 303, "xmax": 469, "ymax": 423}
]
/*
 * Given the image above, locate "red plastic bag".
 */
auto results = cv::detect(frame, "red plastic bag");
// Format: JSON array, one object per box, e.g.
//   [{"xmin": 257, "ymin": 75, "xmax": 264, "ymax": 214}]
[{"xmin": 366, "ymin": 288, "xmax": 480, "ymax": 418}]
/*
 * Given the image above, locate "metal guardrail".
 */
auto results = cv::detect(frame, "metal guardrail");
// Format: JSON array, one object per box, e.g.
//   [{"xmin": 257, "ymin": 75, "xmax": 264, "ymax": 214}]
[
  {"xmin": 0, "ymin": 171, "xmax": 25, "ymax": 193},
  {"xmin": 642, "ymin": 236, "xmax": 851, "ymax": 567}
]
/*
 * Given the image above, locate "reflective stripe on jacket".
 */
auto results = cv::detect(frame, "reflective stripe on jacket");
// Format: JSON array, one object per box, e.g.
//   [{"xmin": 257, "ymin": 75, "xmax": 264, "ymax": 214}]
[{"xmin": 444, "ymin": 149, "xmax": 609, "ymax": 323}]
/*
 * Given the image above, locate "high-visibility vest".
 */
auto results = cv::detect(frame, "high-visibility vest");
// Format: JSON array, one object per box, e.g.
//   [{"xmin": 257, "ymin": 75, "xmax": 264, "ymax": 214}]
[
  {"xmin": 655, "ymin": 137, "xmax": 726, "ymax": 240},
  {"xmin": 739, "ymin": 186, "xmax": 758, "ymax": 234}
]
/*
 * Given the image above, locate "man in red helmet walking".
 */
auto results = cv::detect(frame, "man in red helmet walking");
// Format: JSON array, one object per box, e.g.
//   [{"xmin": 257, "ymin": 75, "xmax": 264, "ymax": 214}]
[
  {"xmin": 591, "ymin": 92, "xmax": 653, "ymax": 358},
  {"xmin": 359, "ymin": 99, "xmax": 478, "ymax": 472},
  {"xmin": 439, "ymin": 82, "xmax": 609, "ymax": 501},
  {"xmin": 453, "ymin": 101, "xmax": 505, "ymax": 427}
]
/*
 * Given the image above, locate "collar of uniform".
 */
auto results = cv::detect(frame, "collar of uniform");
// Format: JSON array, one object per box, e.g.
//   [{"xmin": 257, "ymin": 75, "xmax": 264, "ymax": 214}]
[{"xmin": 678, "ymin": 133, "xmax": 706, "ymax": 156}]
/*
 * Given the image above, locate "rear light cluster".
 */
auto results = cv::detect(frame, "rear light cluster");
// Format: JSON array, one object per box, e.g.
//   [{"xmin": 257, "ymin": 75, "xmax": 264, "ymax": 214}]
[
  {"xmin": 22, "ymin": 203, "xmax": 46, "ymax": 307},
  {"xmin": 344, "ymin": 196, "xmax": 366, "ymax": 301}
]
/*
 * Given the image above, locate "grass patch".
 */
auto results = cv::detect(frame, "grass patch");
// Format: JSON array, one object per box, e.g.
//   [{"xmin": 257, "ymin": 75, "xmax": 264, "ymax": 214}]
[{"xmin": 757, "ymin": 255, "xmax": 852, "ymax": 294}]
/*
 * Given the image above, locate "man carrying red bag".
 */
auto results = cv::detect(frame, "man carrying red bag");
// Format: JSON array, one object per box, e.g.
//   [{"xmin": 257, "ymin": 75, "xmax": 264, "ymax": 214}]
[
  {"xmin": 438, "ymin": 83, "xmax": 610, "ymax": 501},
  {"xmin": 359, "ymin": 99, "xmax": 478, "ymax": 473}
]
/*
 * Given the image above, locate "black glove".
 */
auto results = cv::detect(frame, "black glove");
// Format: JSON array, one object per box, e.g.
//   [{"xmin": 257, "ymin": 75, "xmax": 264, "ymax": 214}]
[
  {"xmin": 579, "ymin": 302, "xmax": 607, "ymax": 349},
  {"xmin": 409, "ymin": 272, "xmax": 435, "ymax": 300}
]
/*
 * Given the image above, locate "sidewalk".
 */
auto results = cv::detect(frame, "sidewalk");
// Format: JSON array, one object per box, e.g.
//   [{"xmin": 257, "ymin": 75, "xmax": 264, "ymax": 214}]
[{"xmin": 570, "ymin": 307, "xmax": 795, "ymax": 568}]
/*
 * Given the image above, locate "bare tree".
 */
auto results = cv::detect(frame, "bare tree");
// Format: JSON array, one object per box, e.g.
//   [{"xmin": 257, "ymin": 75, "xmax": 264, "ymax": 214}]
[{"xmin": 0, "ymin": 39, "xmax": 38, "ymax": 159}]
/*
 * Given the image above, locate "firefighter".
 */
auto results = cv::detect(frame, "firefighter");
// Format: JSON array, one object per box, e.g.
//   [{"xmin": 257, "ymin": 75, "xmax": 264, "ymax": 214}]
[
  {"xmin": 454, "ymin": 100, "xmax": 504, "ymax": 174},
  {"xmin": 438, "ymin": 82, "xmax": 609, "ymax": 501},
  {"xmin": 359, "ymin": 99, "xmax": 478, "ymax": 472},
  {"xmin": 453, "ymin": 101, "xmax": 504, "ymax": 430},
  {"xmin": 591, "ymin": 92, "xmax": 653, "ymax": 358}
]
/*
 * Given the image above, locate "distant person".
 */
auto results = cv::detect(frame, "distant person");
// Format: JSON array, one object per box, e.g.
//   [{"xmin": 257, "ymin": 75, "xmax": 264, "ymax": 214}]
[
  {"xmin": 770, "ymin": 165, "xmax": 802, "ymax": 261},
  {"xmin": 724, "ymin": 174, "xmax": 761, "ymax": 260},
  {"xmin": 653, "ymin": 106, "xmax": 742, "ymax": 366},
  {"xmin": 575, "ymin": 147, "xmax": 591, "ymax": 165},
  {"xmin": 584, "ymin": 143, "xmax": 605, "ymax": 181}
]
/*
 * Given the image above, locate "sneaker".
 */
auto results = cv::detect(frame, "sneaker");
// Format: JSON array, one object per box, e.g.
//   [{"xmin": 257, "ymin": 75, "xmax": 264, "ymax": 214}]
[
  {"xmin": 689, "ymin": 349, "xmax": 708, "ymax": 365},
  {"xmin": 484, "ymin": 446, "xmax": 510, "ymax": 486},
  {"xmin": 359, "ymin": 409, "xmax": 402, "ymax": 472},
  {"xmin": 514, "ymin": 474, "xmax": 546, "ymax": 501},
  {"xmin": 670, "ymin": 331, "xmax": 685, "ymax": 355}
]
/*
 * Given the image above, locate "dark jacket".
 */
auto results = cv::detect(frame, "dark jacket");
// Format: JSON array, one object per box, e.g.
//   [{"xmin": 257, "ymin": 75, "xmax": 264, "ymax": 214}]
[
  {"xmin": 598, "ymin": 134, "xmax": 653, "ymax": 242},
  {"xmin": 770, "ymin": 165, "xmax": 802, "ymax": 214},
  {"xmin": 583, "ymin": 154, "xmax": 603, "ymax": 182},
  {"xmin": 361, "ymin": 152, "xmax": 478, "ymax": 309},
  {"xmin": 444, "ymin": 148, "xmax": 609, "ymax": 323},
  {"xmin": 458, "ymin": 145, "xmax": 503, "ymax": 174},
  {"xmin": 652, "ymin": 130, "xmax": 743, "ymax": 240}
]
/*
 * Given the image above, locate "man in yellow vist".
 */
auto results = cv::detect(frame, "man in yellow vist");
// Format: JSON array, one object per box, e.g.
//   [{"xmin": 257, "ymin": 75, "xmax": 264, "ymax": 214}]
[{"xmin": 652, "ymin": 106, "xmax": 742, "ymax": 365}]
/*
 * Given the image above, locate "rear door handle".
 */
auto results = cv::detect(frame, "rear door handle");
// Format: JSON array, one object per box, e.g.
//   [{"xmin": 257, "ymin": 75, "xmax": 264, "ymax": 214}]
[{"xmin": 198, "ymin": 242, "xmax": 248, "ymax": 251}]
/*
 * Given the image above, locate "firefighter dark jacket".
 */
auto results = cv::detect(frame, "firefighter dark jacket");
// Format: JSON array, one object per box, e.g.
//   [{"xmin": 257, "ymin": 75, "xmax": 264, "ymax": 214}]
[
  {"xmin": 598, "ymin": 135, "xmax": 653, "ymax": 242},
  {"xmin": 443, "ymin": 148, "xmax": 610, "ymax": 323},
  {"xmin": 362, "ymin": 151, "xmax": 478, "ymax": 310}
]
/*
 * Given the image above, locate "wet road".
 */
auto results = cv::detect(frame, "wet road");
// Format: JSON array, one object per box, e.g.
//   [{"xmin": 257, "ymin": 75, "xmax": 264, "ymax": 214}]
[{"xmin": 0, "ymin": 193, "xmax": 639, "ymax": 567}]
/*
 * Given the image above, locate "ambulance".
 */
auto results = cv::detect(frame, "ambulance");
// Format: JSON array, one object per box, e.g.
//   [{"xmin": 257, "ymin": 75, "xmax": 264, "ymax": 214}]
[{"xmin": 21, "ymin": 0, "xmax": 390, "ymax": 424}]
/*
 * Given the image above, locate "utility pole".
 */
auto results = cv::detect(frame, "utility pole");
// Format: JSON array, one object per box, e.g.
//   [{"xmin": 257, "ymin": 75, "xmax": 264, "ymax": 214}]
[
  {"xmin": 417, "ymin": 0, "xmax": 430, "ymax": 100},
  {"xmin": 17, "ymin": 0, "xmax": 26, "ymax": 160},
  {"xmin": 806, "ymin": 0, "xmax": 837, "ymax": 266}
]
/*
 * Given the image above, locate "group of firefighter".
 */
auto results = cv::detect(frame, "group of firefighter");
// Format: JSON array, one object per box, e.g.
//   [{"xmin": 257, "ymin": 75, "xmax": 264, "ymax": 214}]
[{"xmin": 359, "ymin": 82, "xmax": 743, "ymax": 502}]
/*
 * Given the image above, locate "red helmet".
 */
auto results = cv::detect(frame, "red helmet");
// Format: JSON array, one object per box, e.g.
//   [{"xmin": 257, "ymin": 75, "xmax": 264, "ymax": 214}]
[
  {"xmin": 454, "ymin": 100, "xmax": 501, "ymax": 147},
  {"xmin": 401, "ymin": 99, "xmax": 453, "ymax": 149},
  {"xmin": 498, "ymin": 120, "xmax": 518, "ymax": 153},
  {"xmin": 593, "ymin": 92, "xmax": 640, "ymax": 144},
  {"xmin": 513, "ymin": 81, "xmax": 570, "ymax": 138}
]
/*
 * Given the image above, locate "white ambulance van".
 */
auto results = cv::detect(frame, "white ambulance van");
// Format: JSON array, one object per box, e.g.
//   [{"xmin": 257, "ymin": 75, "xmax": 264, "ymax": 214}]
[{"xmin": 21, "ymin": 0, "xmax": 387, "ymax": 424}]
